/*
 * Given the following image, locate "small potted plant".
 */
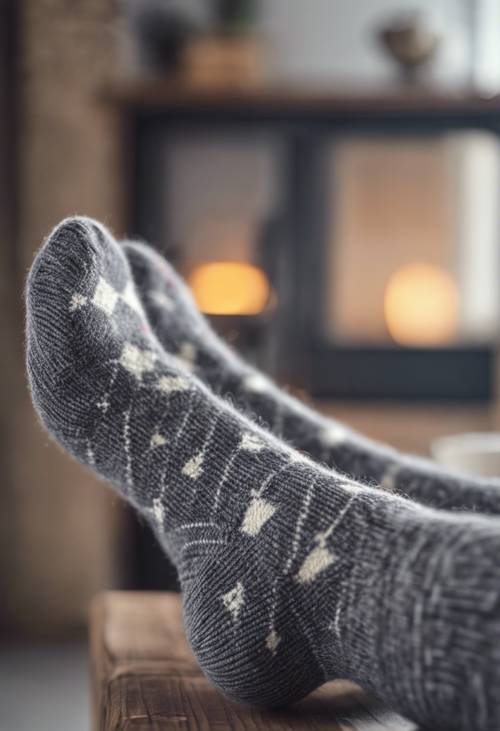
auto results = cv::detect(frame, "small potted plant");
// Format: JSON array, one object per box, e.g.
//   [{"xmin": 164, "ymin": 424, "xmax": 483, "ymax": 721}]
[{"xmin": 183, "ymin": 0, "xmax": 263, "ymax": 88}]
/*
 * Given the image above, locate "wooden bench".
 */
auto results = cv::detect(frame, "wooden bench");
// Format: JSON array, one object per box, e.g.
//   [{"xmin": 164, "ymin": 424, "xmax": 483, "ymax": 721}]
[{"xmin": 90, "ymin": 592, "xmax": 424, "ymax": 731}]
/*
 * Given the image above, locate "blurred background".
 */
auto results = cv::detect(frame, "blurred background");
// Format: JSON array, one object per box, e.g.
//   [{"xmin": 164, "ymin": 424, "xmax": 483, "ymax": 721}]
[{"xmin": 2, "ymin": 1, "xmax": 500, "ymax": 728}]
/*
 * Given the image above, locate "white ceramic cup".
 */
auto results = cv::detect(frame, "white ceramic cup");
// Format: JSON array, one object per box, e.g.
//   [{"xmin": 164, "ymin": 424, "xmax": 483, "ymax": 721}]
[{"xmin": 431, "ymin": 432, "xmax": 500, "ymax": 478}]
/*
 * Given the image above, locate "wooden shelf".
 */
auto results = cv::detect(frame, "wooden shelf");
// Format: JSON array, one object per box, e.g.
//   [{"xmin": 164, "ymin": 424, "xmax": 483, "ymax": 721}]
[{"xmin": 104, "ymin": 78, "xmax": 500, "ymax": 119}]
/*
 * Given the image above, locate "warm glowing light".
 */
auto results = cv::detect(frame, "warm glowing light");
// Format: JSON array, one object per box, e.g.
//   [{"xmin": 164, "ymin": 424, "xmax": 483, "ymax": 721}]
[
  {"xmin": 384, "ymin": 263, "xmax": 458, "ymax": 346},
  {"xmin": 188, "ymin": 261, "xmax": 271, "ymax": 315}
]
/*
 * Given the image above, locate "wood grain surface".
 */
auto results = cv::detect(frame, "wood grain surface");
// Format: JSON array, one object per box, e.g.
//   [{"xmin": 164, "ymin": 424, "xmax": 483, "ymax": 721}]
[{"xmin": 90, "ymin": 592, "xmax": 428, "ymax": 731}]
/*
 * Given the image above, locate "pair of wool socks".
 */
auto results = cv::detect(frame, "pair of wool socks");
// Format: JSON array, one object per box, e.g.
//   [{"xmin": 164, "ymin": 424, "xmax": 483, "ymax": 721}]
[{"xmin": 26, "ymin": 217, "xmax": 500, "ymax": 730}]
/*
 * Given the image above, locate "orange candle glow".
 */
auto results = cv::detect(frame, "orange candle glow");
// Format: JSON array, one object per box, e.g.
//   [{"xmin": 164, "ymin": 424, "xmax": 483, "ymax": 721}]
[
  {"xmin": 188, "ymin": 261, "xmax": 271, "ymax": 316},
  {"xmin": 384, "ymin": 263, "xmax": 458, "ymax": 346}
]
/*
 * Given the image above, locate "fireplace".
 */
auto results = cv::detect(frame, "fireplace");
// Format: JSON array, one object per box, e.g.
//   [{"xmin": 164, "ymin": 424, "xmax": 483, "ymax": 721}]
[{"xmin": 150, "ymin": 130, "xmax": 498, "ymax": 401}]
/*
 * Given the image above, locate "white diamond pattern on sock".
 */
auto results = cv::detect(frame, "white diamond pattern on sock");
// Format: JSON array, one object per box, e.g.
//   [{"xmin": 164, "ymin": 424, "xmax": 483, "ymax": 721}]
[
  {"xmin": 222, "ymin": 582, "xmax": 245, "ymax": 622},
  {"xmin": 241, "ymin": 496, "xmax": 277, "ymax": 536},
  {"xmin": 120, "ymin": 343, "xmax": 157, "ymax": 379},
  {"xmin": 182, "ymin": 452, "xmax": 204, "ymax": 479},
  {"xmin": 92, "ymin": 277, "xmax": 119, "ymax": 316}
]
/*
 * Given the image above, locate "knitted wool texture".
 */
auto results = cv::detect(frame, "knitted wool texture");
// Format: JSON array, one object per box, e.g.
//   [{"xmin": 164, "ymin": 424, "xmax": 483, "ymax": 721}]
[{"xmin": 26, "ymin": 217, "xmax": 500, "ymax": 730}]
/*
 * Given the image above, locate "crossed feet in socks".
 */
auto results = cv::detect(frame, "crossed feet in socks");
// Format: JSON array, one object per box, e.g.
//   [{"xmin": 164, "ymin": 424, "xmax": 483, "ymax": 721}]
[{"xmin": 26, "ymin": 217, "xmax": 500, "ymax": 730}]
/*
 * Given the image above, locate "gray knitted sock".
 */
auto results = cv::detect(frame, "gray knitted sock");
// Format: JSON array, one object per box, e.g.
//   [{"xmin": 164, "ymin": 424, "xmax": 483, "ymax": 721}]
[
  {"xmin": 27, "ymin": 217, "xmax": 500, "ymax": 730},
  {"xmin": 125, "ymin": 240, "xmax": 500, "ymax": 515}
]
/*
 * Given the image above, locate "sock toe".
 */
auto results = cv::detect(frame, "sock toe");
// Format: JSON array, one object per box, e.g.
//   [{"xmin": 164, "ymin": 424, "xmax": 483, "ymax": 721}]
[
  {"xmin": 124, "ymin": 240, "xmax": 196, "ymax": 318},
  {"xmin": 26, "ymin": 216, "xmax": 158, "ymax": 445},
  {"xmin": 124, "ymin": 240, "xmax": 243, "ymax": 375},
  {"xmin": 27, "ymin": 217, "xmax": 128, "ymax": 367}
]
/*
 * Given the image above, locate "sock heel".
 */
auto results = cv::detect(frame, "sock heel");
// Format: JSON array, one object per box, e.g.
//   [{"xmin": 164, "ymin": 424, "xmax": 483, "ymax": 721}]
[{"xmin": 179, "ymin": 538, "xmax": 324, "ymax": 708}]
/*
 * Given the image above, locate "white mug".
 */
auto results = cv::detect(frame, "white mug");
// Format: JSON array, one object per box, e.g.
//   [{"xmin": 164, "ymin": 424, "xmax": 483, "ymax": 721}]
[{"xmin": 431, "ymin": 433, "xmax": 500, "ymax": 478}]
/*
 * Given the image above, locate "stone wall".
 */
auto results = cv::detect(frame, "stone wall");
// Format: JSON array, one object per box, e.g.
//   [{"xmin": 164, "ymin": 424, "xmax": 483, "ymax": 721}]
[{"xmin": 1, "ymin": 0, "xmax": 126, "ymax": 634}]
